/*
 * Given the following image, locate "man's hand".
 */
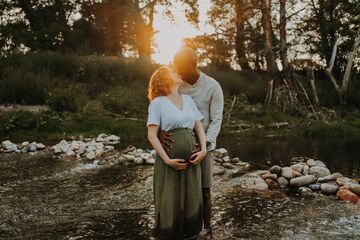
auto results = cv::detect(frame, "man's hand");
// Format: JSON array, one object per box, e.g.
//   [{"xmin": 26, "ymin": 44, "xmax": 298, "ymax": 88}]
[
  {"xmin": 189, "ymin": 149, "xmax": 207, "ymax": 165},
  {"xmin": 165, "ymin": 159, "xmax": 188, "ymax": 170},
  {"xmin": 158, "ymin": 130, "xmax": 175, "ymax": 151}
]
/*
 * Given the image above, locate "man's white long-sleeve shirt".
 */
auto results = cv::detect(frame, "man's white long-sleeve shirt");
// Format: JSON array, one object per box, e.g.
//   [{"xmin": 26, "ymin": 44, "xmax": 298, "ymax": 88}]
[{"xmin": 179, "ymin": 71, "xmax": 224, "ymax": 151}]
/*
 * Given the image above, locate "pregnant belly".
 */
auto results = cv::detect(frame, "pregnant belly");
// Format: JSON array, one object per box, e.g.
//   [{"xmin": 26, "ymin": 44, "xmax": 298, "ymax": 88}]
[{"xmin": 166, "ymin": 131, "xmax": 196, "ymax": 161}]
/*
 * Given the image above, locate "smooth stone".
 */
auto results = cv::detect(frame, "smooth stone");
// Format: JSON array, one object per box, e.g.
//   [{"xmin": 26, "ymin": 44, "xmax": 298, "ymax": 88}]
[
  {"xmin": 58, "ymin": 140, "xmax": 70, "ymax": 153},
  {"xmin": 265, "ymin": 179, "xmax": 279, "ymax": 190},
  {"xmin": 302, "ymin": 165, "xmax": 310, "ymax": 175},
  {"xmin": 230, "ymin": 174, "xmax": 268, "ymax": 190},
  {"xmin": 269, "ymin": 165, "xmax": 282, "ymax": 176},
  {"xmin": 281, "ymin": 167, "xmax": 295, "ymax": 179},
  {"xmin": 261, "ymin": 173, "xmax": 278, "ymax": 181},
  {"xmin": 86, "ymin": 151, "xmax": 96, "ymax": 160},
  {"xmin": 315, "ymin": 160, "xmax": 327, "ymax": 168},
  {"xmin": 136, "ymin": 149, "xmax": 144, "ymax": 153},
  {"xmin": 21, "ymin": 141, "xmax": 30, "ymax": 147},
  {"xmin": 290, "ymin": 175, "xmax": 316, "ymax": 187},
  {"xmin": 107, "ymin": 134, "xmax": 120, "ymax": 141},
  {"xmin": 27, "ymin": 143, "xmax": 37, "ymax": 152},
  {"xmin": 150, "ymin": 149, "xmax": 156, "ymax": 156},
  {"xmin": 134, "ymin": 157, "xmax": 143, "ymax": 164},
  {"xmin": 53, "ymin": 146, "xmax": 62, "ymax": 154},
  {"xmin": 222, "ymin": 156, "xmax": 231, "ymax": 163},
  {"xmin": 332, "ymin": 172, "xmax": 343, "ymax": 180},
  {"xmin": 307, "ymin": 159, "xmax": 316, "ymax": 167},
  {"xmin": 308, "ymin": 183, "xmax": 321, "ymax": 191},
  {"xmin": 104, "ymin": 146, "xmax": 114, "ymax": 153},
  {"xmin": 140, "ymin": 153, "xmax": 151, "ymax": 160},
  {"xmin": 293, "ymin": 170, "xmax": 302, "ymax": 177},
  {"xmin": 235, "ymin": 162, "xmax": 251, "ymax": 171},
  {"xmin": 146, "ymin": 158, "xmax": 155, "ymax": 165},
  {"xmin": 277, "ymin": 176, "xmax": 289, "ymax": 188},
  {"xmin": 336, "ymin": 188, "xmax": 359, "ymax": 204},
  {"xmin": 223, "ymin": 163, "xmax": 235, "ymax": 169},
  {"xmin": 320, "ymin": 183, "xmax": 339, "ymax": 194},
  {"xmin": 1, "ymin": 140, "xmax": 18, "ymax": 152},
  {"xmin": 290, "ymin": 163, "xmax": 305, "ymax": 173},
  {"xmin": 318, "ymin": 175, "xmax": 336, "ymax": 183},
  {"xmin": 66, "ymin": 150, "xmax": 75, "ymax": 156},
  {"xmin": 299, "ymin": 187, "xmax": 313, "ymax": 196},
  {"xmin": 349, "ymin": 184, "xmax": 360, "ymax": 196},
  {"xmin": 213, "ymin": 165, "xmax": 225, "ymax": 176},
  {"xmin": 36, "ymin": 143, "xmax": 46, "ymax": 149},
  {"xmin": 95, "ymin": 150, "xmax": 104, "ymax": 158},
  {"xmin": 124, "ymin": 154, "xmax": 135, "ymax": 161},
  {"xmin": 309, "ymin": 166, "xmax": 331, "ymax": 178},
  {"xmin": 336, "ymin": 177, "xmax": 358, "ymax": 186},
  {"xmin": 231, "ymin": 157, "xmax": 240, "ymax": 164},
  {"xmin": 213, "ymin": 148, "xmax": 228, "ymax": 158}
]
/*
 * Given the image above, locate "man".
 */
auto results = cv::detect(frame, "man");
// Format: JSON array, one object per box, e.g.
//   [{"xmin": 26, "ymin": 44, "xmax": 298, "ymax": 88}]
[{"xmin": 159, "ymin": 48, "xmax": 224, "ymax": 232}]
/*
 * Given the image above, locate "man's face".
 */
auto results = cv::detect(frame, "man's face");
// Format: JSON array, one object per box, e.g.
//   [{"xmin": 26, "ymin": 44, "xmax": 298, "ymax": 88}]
[{"xmin": 174, "ymin": 63, "xmax": 196, "ymax": 84}]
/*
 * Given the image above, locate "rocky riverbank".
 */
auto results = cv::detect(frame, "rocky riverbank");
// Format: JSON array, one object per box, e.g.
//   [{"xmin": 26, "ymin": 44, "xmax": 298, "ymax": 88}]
[{"xmin": 1, "ymin": 135, "xmax": 359, "ymax": 205}]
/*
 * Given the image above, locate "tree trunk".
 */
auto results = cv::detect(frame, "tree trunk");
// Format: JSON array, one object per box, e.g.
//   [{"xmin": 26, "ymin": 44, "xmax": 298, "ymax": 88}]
[
  {"xmin": 279, "ymin": 0, "xmax": 289, "ymax": 75},
  {"xmin": 260, "ymin": 0, "xmax": 279, "ymax": 75},
  {"xmin": 235, "ymin": 0, "xmax": 251, "ymax": 70},
  {"xmin": 307, "ymin": 68, "xmax": 319, "ymax": 105}
]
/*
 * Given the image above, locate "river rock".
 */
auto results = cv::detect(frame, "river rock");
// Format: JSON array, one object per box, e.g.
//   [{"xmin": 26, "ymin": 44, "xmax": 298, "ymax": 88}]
[
  {"xmin": 269, "ymin": 165, "xmax": 282, "ymax": 176},
  {"xmin": 302, "ymin": 165, "xmax": 310, "ymax": 175},
  {"xmin": 58, "ymin": 140, "xmax": 70, "ymax": 153},
  {"xmin": 277, "ymin": 176, "xmax": 289, "ymax": 188},
  {"xmin": 265, "ymin": 179, "xmax": 279, "ymax": 190},
  {"xmin": 1, "ymin": 140, "xmax": 18, "ymax": 152},
  {"xmin": 290, "ymin": 163, "xmax": 305, "ymax": 173},
  {"xmin": 231, "ymin": 157, "xmax": 240, "ymax": 164},
  {"xmin": 235, "ymin": 162, "xmax": 251, "ymax": 171},
  {"xmin": 349, "ymin": 184, "xmax": 360, "ymax": 196},
  {"xmin": 146, "ymin": 158, "xmax": 155, "ymax": 165},
  {"xmin": 104, "ymin": 146, "xmax": 114, "ymax": 153},
  {"xmin": 21, "ymin": 141, "xmax": 29, "ymax": 147},
  {"xmin": 213, "ymin": 165, "xmax": 225, "ymax": 176},
  {"xmin": 222, "ymin": 156, "xmax": 231, "ymax": 163},
  {"xmin": 86, "ymin": 151, "xmax": 95, "ymax": 160},
  {"xmin": 317, "ymin": 174, "xmax": 336, "ymax": 183},
  {"xmin": 261, "ymin": 173, "xmax": 278, "ymax": 181},
  {"xmin": 309, "ymin": 166, "xmax": 331, "ymax": 178},
  {"xmin": 315, "ymin": 160, "xmax": 327, "ymax": 168},
  {"xmin": 140, "ymin": 153, "xmax": 151, "ymax": 160},
  {"xmin": 213, "ymin": 148, "xmax": 228, "ymax": 158},
  {"xmin": 27, "ymin": 142, "xmax": 38, "ymax": 152},
  {"xmin": 290, "ymin": 175, "xmax": 316, "ymax": 187},
  {"xmin": 320, "ymin": 183, "xmax": 339, "ymax": 194},
  {"xmin": 336, "ymin": 177, "xmax": 358, "ymax": 186},
  {"xmin": 231, "ymin": 174, "xmax": 268, "ymax": 190},
  {"xmin": 36, "ymin": 142, "xmax": 46, "ymax": 149},
  {"xmin": 223, "ymin": 163, "xmax": 235, "ymax": 169},
  {"xmin": 66, "ymin": 150, "xmax": 75, "ymax": 156},
  {"xmin": 107, "ymin": 134, "xmax": 120, "ymax": 141},
  {"xmin": 95, "ymin": 150, "xmax": 104, "ymax": 158},
  {"xmin": 124, "ymin": 154, "xmax": 135, "ymax": 161},
  {"xmin": 308, "ymin": 183, "xmax": 321, "ymax": 191},
  {"xmin": 336, "ymin": 188, "xmax": 359, "ymax": 204},
  {"xmin": 332, "ymin": 172, "xmax": 343, "ymax": 180},
  {"xmin": 281, "ymin": 167, "xmax": 295, "ymax": 179},
  {"xmin": 298, "ymin": 187, "xmax": 313, "ymax": 196},
  {"xmin": 134, "ymin": 157, "xmax": 143, "ymax": 164},
  {"xmin": 307, "ymin": 159, "xmax": 316, "ymax": 167}
]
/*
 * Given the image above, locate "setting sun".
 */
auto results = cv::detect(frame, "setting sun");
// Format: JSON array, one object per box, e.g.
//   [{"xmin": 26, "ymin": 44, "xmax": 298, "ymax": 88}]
[{"xmin": 152, "ymin": 1, "xmax": 212, "ymax": 64}]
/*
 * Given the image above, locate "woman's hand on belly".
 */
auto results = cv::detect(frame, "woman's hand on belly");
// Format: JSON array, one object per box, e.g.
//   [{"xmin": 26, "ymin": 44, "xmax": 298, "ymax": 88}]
[{"xmin": 165, "ymin": 159, "xmax": 188, "ymax": 170}]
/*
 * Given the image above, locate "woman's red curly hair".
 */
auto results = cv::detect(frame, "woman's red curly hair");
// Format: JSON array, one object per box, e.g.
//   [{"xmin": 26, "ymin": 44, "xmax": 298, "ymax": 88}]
[{"xmin": 148, "ymin": 66, "xmax": 174, "ymax": 101}]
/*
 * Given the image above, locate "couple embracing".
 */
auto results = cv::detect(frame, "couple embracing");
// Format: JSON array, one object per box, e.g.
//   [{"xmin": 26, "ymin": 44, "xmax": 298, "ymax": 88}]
[{"xmin": 147, "ymin": 48, "xmax": 224, "ymax": 240}]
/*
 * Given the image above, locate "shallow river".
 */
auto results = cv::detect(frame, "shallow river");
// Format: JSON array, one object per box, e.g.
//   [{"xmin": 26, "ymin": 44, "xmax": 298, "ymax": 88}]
[{"xmin": 0, "ymin": 135, "xmax": 359, "ymax": 239}]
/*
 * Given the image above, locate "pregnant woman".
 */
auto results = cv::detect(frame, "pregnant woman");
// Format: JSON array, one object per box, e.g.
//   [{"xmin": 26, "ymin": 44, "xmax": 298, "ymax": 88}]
[{"xmin": 147, "ymin": 66, "xmax": 207, "ymax": 240}]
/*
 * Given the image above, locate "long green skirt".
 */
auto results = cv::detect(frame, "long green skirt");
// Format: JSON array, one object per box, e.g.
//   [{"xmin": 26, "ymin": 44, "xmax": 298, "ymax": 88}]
[{"xmin": 153, "ymin": 128, "xmax": 203, "ymax": 240}]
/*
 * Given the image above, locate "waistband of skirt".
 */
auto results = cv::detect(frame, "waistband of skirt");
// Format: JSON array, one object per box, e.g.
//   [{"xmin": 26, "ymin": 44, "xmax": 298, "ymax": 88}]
[{"xmin": 167, "ymin": 128, "xmax": 194, "ymax": 134}]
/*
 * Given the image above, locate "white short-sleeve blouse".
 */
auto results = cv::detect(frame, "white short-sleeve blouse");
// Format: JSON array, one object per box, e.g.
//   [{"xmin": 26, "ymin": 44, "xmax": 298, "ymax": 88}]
[{"xmin": 147, "ymin": 94, "xmax": 204, "ymax": 131}]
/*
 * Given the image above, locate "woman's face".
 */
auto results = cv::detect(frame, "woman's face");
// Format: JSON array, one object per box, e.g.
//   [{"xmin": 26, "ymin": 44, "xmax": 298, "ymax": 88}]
[{"xmin": 168, "ymin": 67, "xmax": 183, "ymax": 84}]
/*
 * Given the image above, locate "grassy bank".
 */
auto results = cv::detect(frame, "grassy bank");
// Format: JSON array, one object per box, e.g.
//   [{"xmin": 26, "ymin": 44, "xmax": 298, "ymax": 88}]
[{"xmin": 1, "ymin": 51, "xmax": 360, "ymax": 142}]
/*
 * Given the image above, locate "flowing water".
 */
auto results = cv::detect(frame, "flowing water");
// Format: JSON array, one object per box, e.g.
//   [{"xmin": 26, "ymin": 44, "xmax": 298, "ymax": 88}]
[{"xmin": 0, "ymin": 135, "xmax": 359, "ymax": 239}]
